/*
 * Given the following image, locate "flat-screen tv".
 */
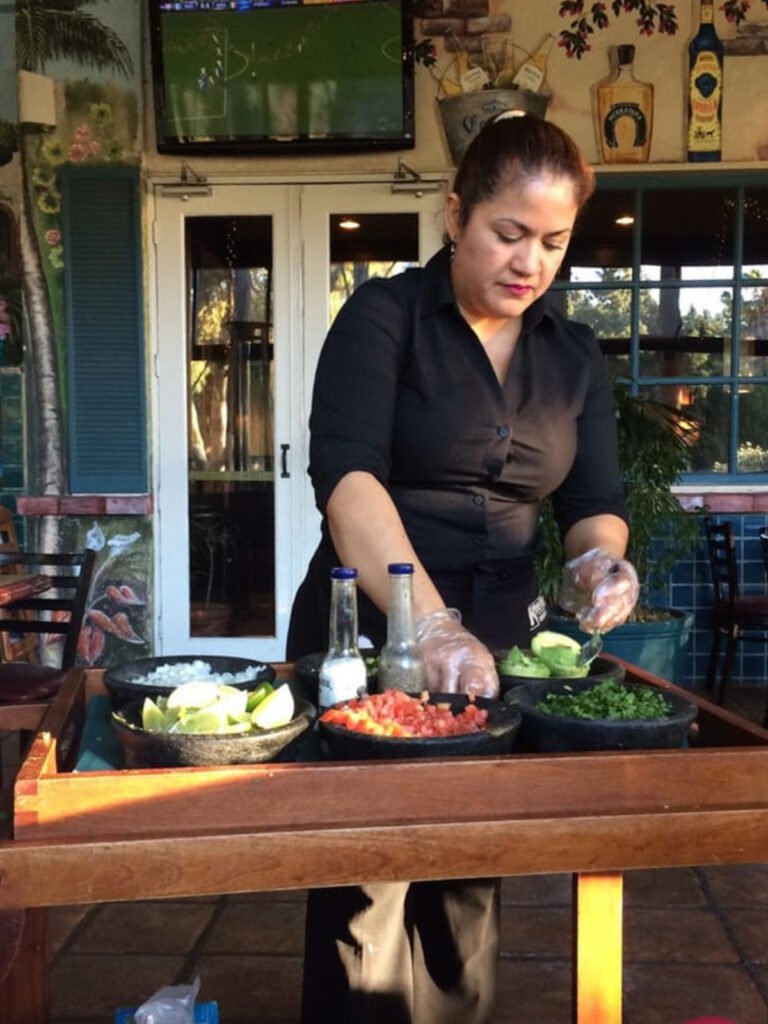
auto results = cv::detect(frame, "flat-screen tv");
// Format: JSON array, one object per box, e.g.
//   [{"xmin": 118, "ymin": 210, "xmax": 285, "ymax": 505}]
[{"xmin": 149, "ymin": 0, "xmax": 415, "ymax": 155}]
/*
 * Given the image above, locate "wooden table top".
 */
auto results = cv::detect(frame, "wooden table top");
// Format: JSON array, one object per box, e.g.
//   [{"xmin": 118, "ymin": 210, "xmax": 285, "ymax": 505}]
[{"xmin": 2, "ymin": 663, "xmax": 768, "ymax": 911}]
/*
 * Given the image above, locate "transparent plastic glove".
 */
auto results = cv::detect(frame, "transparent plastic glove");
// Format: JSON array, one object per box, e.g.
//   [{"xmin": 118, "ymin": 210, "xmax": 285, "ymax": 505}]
[
  {"xmin": 558, "ymin": 547, "xmax": 639, "ymax": 634},
  {"xmin": 134, "ymin": 977, "xmax": 200, "ymax": 1024},
  {"xmin": 414, "ymin": 608, "xmax": 499, "ymax": 698}
]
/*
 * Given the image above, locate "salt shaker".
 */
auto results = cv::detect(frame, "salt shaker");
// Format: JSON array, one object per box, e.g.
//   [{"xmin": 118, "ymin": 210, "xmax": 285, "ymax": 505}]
[
  {"xmin": 378, "ymin": 562, "xmax": 427, "ymax": 694},
  {"xmin": 318, "ymin": 566, "xmax": 367, "ymax": 713}
]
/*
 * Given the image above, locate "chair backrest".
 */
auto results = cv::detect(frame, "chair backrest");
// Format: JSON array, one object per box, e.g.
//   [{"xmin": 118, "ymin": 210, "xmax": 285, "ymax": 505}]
[
  {"xmin": 0, "ymin": 549, "xmax": 96, "ymax": 669},
  {"xmin": 704, "ymin": 518, "xmax": 740, "ymax": 606}
]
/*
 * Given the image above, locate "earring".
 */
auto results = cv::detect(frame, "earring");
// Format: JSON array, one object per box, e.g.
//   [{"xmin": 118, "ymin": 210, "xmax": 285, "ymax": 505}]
[{"xmin": 450, "ymin": 239, "xmax": 456, "ymax": 260}]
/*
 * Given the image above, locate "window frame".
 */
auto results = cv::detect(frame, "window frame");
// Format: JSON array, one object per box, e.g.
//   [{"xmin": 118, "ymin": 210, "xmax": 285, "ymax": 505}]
[{"xmin": 552, "ymin": 170, "xmax": 768, "ymax": 485}]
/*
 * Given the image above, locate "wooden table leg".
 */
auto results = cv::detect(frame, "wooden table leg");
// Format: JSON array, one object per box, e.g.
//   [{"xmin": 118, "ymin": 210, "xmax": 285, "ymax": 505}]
[
  {"xmin": 0, "ymin": 907, "xmax": 48, "ymax": 1024},
  {"xmin": 573, "ymin": 871, "xmax": 623, "ymax": 1024}
]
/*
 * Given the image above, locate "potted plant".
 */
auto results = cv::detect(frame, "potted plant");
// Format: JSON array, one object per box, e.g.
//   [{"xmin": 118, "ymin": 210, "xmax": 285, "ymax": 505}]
[{"xmin": 537, "ymin": 386, "xmax": 702, "ymax": 683}]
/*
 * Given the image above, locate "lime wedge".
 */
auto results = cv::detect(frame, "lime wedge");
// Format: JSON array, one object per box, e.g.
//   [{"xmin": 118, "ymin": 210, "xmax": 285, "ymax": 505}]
[
  {"xmin": 213, "ymin": 685, "xmax": 248, "ymax": 719},
  {"xmin": 141, "ymin": 697, "xmax": 166, "ymax": 732},
  {"xmin": 174, "ymin": 705, "xmax": 229, "ymax": 734},
  {"xmin": 246, "ymin": 682, "xmax": 274, "ymax": 713},
  {"xmin": 166, "ymin": 681, "xmax": 222, "ymax": 711},
  {"xmin": 250, "ymin": 684, "xmax": 295, "ymax": 730}
]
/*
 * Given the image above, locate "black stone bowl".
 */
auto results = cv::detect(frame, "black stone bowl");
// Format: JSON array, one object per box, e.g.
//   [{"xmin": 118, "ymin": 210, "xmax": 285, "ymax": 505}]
[
  {"xmin": 104, "ymin": 655, "xmax": 276, "ymax": 709},
  {"xmin": 494, "ymin": 651, "xmax": 625, "ymax": 698},
  {"xmin": 318, "ymin": 693, "xmax": 521, "ymax": 761},
  {"xmin": 504, "ymin": 678, "xmax": 698, "ymax": 753},
  {"xmin": 292, "ymin": 651, "xmax": 379, "ymax": 705},
  {"xmin": 111, "ymin": 695, "xmax": 316, "ymax": 768}
]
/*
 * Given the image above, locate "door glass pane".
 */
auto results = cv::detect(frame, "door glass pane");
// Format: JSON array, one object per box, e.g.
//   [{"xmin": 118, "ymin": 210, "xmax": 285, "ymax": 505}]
[
  {"xmin": 737, "ymin": 384, "xmax": 768, "ymax": 472},
  {"xmin": 740, "ymin": 284, "xmax": 768, "ymax": 376},
  {"xmin": 186, "ymin": 216, "xmax": 275, "ymax": 638},
  {"xmin": 744, "ymin": 190, "xmax": 768, "ymax": 277},
  {"xmin": 644, "ymin": 382, "xmax": 730, "ymax": 474},
  {"xmin": 639, "ymin": 284, "xmax": 731, "ymax": 377},
  {"xmin": 640, "ymin": 188, "xmax": 735, "ymax": 279},
  {"xmin": 329, "ymin": 212, "xmax": 418, "ymax": 321},
  {"xmin": 561, "ymin": 189, "xmax": 635, "ymax": 280},
  {"xmin": 564, "ymin": 285, "xmax": 632, "ymax": 380}
]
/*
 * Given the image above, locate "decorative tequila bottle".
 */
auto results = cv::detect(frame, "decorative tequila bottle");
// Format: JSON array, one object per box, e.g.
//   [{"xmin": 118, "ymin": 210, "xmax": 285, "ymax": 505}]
[{"xmin": 595, "ymin": 45, "xmax": 654, "ymax": 164}]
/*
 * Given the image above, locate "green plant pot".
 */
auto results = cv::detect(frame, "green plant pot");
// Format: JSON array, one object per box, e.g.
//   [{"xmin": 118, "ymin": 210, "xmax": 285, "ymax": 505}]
[{"xmin": 545, "ymin": 610, "xmax": 694, "ymax": 686}]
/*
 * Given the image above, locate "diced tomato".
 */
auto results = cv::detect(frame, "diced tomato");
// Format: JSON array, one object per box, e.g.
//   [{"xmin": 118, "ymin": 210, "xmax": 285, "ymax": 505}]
[{"xmin": 319, "ymin": 690, "xmax": 490, "ymax": 739}]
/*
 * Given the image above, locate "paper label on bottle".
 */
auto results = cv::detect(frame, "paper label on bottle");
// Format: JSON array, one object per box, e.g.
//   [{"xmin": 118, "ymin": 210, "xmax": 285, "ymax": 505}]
[
  {"xmin": 603, "ymin": 103, "xmax": 649, "ymax": 149},
  {"xmin": 688, "ymin": 51, "xmax": 722, "ymax": 151},
  {"xmin": 318, "ymin": 657, "xmax": 367, "ymax": 712},
  {"xmin": 512, "ymin": 62, "xmax": 544, "ymax": 93},
  {"xmin": 460, "ymin": 65, "xmax": 490, "ymax": 92}
]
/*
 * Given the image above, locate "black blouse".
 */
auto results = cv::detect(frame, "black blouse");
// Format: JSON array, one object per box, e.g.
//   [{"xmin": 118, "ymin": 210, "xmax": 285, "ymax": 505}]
[{"xmin": 309, "ymin": 245, "xmax": 626, "ymax": 575}]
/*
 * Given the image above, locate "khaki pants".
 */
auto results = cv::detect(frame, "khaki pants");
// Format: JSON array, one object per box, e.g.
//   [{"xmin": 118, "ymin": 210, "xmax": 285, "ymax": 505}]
[{"xmin": 300, "ymin": 878, "xmax": 500, "ymax": 1024}]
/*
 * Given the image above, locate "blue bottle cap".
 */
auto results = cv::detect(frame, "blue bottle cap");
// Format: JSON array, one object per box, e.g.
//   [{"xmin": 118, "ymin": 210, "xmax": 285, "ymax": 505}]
[
  {"xmin": 388, "ymin": 563, "xmax": 414, "ymax": 575},
  {"xmin": 331, "ymin": 566, "xmax": 358, "ymax": 580}
]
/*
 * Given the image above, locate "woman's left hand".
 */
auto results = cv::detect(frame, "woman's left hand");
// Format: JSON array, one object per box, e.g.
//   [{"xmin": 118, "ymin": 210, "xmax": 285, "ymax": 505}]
[{"xmin": 558, "ymin": 547, "xmax": 639, "ymax": 633}]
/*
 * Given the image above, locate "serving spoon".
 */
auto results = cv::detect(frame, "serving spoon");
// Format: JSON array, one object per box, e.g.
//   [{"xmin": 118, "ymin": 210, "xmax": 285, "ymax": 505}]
[{"xmin": 576, "ymin": 631, "xmax": 603, "ymax": 669}]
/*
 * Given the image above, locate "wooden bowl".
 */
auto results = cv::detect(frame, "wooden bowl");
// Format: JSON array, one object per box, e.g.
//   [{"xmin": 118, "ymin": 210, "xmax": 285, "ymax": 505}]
[
  {"xmin": 318, "ymin": 692, "xmax": 521, "ymax": 761},
  {"xmin": 112, "ymin": 696, "xmax": 316, "ymax": 768},
  {"xmin": 103, "ymin": 655, "xmax": 276, "ymax": 708},
  {"xmin": 504, "ymin": 678, "xmax": 698, "ymax": 753}
]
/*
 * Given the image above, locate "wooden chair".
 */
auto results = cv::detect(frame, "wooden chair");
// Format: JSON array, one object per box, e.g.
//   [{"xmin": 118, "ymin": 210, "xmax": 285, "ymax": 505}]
[
  {"xmin": 0, "ymin": 549, "xmax": 96, "ymax": 705},
  {"xmin": 0, "ymin": 506, "xmax": 19, "ymax": 554},
  {"xmin": 704, "ymin": 518, "xmax": 768, "ymax": 719}
]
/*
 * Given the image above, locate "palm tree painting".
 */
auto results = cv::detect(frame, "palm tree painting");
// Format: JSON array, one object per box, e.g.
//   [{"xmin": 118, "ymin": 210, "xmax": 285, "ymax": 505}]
[{"xmin": 15, "ymin": 0, "xmax": 135, "ymax": 548}]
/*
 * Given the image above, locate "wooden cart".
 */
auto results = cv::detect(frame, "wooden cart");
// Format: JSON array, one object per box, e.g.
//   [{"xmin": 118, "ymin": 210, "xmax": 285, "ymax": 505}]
[{"xmin": 2, "ymin": 664, "xmax": 768, "ymax": 1023}]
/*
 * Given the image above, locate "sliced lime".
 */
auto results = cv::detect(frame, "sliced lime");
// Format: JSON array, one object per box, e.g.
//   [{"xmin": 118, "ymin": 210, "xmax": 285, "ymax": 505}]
[
  {"xmin": 246, "ymin": 682, "xmax": 274, "ymax": 713},
  {"xmin": 250, "ymin": 684, "xmax": 295, "ymax": 730},
  {"xmin": 141, "ymin": 697, "xmax": 165, "ymax": 732},
  {"xmin": 166, "ymin": 681, "xmax": 222, "ymax": 711}
]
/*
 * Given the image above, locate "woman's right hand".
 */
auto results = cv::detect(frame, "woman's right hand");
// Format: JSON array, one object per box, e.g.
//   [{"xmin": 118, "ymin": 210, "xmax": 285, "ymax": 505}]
[{"xmin": 414, "ymin": 609, "xmax": 499, "ymax": 699}]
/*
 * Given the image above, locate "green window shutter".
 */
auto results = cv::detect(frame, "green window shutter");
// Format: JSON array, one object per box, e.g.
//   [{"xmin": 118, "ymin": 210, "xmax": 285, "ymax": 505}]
[{"xmin": 60, "ymin": 166, "xmax": 147, "ymax": 493}]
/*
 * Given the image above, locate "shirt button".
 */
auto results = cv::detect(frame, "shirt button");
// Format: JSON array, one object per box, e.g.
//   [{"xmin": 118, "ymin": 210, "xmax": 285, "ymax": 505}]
[
  {"xmin": 472, "ymin": 495, "xmax": 484, "ymax": 506},
  {"xmin": 497, "ymin": 426, "xmax": 510, "ymax": 439}
]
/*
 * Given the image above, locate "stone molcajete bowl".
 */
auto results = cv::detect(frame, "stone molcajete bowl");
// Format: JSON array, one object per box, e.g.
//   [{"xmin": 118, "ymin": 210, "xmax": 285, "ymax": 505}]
[
  {"xmin": 504, "ymin": 678, "xmax": 698, "ymax": 753},
  {"xmin": 318, "ymin": 692, "xmax": 522, "ymax": 761},
  {"xmin": 104, "ymin": 655, "xmax": 276, "ymax": 708},
  {"xmin": 494, "ymin": 650, "xmax": 625, "ymax": 697},
  {"xmin": 112, "ymin": 696, "xmax": 316, "ymax": 769}
]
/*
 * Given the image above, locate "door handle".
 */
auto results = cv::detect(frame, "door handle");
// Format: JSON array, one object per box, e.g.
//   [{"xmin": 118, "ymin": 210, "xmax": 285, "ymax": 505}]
[{"xmin": 280, "ymin": 444, "xmax": 290, "ymax": 478}]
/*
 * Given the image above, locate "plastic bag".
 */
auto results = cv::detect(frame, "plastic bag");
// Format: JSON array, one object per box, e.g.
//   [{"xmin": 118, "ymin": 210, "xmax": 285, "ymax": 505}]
[{"xmin": 134, "ymin": 977, "xmax": 200, "ymax": 1024}]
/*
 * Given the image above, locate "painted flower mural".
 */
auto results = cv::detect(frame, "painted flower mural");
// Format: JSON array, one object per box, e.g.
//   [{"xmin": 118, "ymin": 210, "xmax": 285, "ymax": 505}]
[{"xmin": 78, "ymin": 522, "xmax": 149, "ymax": 666}]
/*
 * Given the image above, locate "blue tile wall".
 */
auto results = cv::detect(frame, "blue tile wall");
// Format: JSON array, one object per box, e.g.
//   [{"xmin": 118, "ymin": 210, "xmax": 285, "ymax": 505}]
[{"xmin": 663, "ymin": 512, "xmax": 768, "ymax": 691}]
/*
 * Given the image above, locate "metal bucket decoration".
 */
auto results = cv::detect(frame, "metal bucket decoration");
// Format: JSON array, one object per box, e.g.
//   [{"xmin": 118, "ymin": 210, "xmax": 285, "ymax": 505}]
[{"xmin": 437, "ymin": 88, "xmax": 551, "ymax": 165}]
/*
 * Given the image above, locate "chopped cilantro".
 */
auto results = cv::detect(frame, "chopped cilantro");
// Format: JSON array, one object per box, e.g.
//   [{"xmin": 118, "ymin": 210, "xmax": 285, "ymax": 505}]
[{"xmin": 535, "ymin": 680, "xmax": 673, "ymax": 721}]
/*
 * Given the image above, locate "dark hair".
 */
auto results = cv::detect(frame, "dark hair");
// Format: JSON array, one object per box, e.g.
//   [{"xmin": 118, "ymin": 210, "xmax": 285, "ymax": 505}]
[{"xmin": 451, "ymin": 114, "xmax": 595, "ymax": 227}]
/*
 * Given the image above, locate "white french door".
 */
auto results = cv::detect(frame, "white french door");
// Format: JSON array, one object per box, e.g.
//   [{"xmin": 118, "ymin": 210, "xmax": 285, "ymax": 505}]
[{"xmin": 152, "ymin": 178, "xmax": 445, "ymax": 661}]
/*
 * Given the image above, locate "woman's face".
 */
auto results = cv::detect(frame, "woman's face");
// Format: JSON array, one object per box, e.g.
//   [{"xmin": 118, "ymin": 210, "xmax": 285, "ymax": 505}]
[{"xmin": 445, "ymin": 173, "xmax": 579, "ymax": 322}]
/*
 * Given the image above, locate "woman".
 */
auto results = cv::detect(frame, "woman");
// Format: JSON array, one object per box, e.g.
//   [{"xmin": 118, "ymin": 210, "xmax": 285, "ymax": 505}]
[{"xmin": 288, "ymin": 113, "xmax": 638, "ymax": 1024}]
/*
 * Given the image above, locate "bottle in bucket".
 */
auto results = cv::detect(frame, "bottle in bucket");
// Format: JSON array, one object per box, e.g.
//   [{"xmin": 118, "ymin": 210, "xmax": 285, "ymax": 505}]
[{"xmin": 318, "ymin": 567, "xmax": 367, "ymax": 713}]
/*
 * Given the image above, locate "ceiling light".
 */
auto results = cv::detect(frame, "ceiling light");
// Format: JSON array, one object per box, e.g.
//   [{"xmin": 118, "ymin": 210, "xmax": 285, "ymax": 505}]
[
  {"xmin": 339, "ymin": 217, "xmax": 361, "ymax": 230},
  {"xmin": 615, "ymin": 215, "xmax": 635, "ymax": 227}
]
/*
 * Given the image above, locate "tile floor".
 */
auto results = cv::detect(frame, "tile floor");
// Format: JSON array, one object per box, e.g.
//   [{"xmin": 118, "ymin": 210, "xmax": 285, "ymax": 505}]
[{"xmin": 11, "ymin": 686, "xmax": 768, "ymax": 1023}]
